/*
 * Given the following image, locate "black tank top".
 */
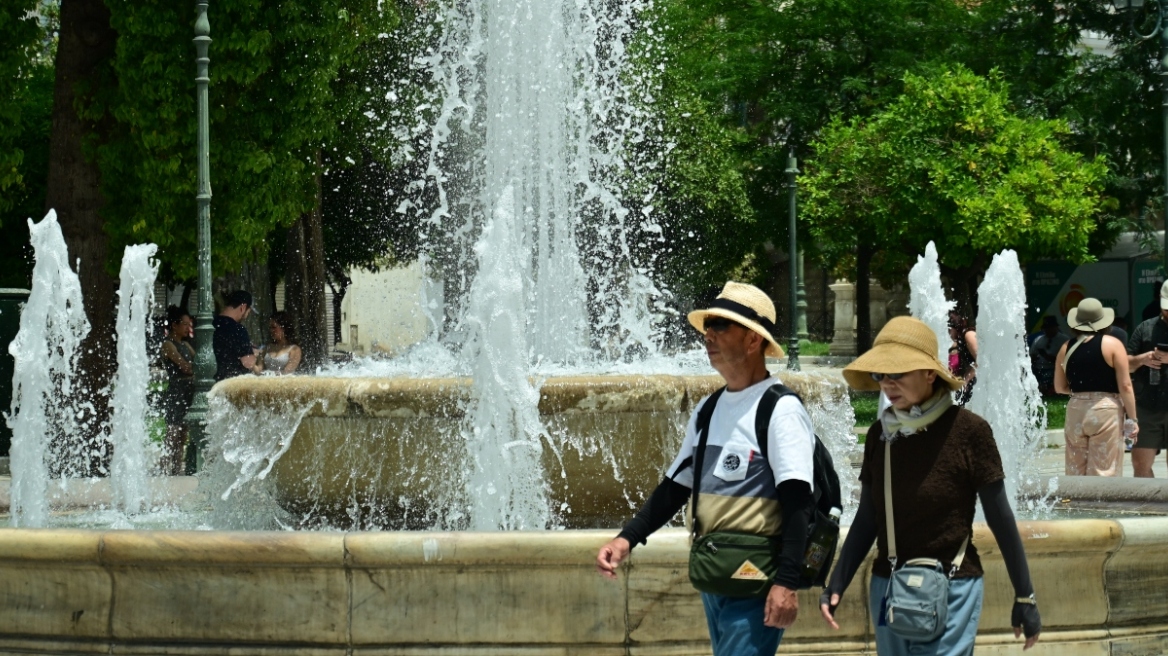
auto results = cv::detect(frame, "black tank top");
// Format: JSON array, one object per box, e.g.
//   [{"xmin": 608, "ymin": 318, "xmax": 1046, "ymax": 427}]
[{"xmin": 1066, "ymin": 335, "xmax": 1119, "ymax": 393}]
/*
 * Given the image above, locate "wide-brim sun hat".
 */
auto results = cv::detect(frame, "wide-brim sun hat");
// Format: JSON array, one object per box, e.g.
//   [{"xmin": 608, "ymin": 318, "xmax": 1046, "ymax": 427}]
[
  {"xmin": 1067, "ymin": 297, "xmax": 1114, "ymax": 333},
  {"xmin": 687, "ymin": 281, "xmax": 784, "ymax": 358},
  {"xmin": 842, "ymin": 316, "xmax": 963, "ymax": 392}
]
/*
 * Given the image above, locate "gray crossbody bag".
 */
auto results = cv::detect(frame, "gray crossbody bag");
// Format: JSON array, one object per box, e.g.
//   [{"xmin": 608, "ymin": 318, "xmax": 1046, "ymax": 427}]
[{"xmin": 882, "ymin": 439, "xmax": 968, "ymax": 642}]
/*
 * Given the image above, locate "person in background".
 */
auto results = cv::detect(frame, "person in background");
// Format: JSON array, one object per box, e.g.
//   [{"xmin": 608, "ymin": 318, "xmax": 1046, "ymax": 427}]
[
  {"xmin": 1128, "ymin": 283, "xmax": 1168, "ymax": 477},
  {"xmin": 1030, "ymin": 316, "xmax": 1068, "ymax": 396},
  {"xmin": 158, "ymin": 306, "xmax": 196, "ymax": 475},
  {"xmin": 213, "ymin": 290, "xmax": 257, "ymax": 381},
  {"xmin": 1111, "ymin": 316, "xmax": 1130, "ymax": 347},
  {"xmin": 948, "ymin": 311, "xmax": 978, "ymax": 405},
  {"xmin": 256, "ymin": 311, "xmax": 302, "ymax": 375},
  {"xmin": 821, "ymin": 316, "xmax": 1040, "ymax": 654},
  {"xmin": 1054, "ymin": 298, "xmax": 1137, "ymax": 477}
]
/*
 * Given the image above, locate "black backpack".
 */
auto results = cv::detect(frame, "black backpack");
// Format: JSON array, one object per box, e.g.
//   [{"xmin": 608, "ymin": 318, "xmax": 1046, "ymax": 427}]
[{"xmin": 693, "ymin": 382, "xmax": 843, "ymax": 589}]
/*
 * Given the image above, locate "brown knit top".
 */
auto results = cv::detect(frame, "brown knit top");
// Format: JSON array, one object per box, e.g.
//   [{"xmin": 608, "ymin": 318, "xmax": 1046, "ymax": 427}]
[{"xmin": 860, "ymin": 405, "xmax": 1005, "ymax": 579}]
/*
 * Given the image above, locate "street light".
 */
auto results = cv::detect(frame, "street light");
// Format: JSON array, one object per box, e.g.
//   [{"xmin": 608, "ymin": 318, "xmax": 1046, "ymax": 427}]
[
  {"xmin": 786, "ymin": 150, "xmax": 801, "ymax": 372},
  {"xmin": 184, "ymin": 1, "xmax": 215, "ymax": 473},
  {"xmin": 1108, "ymin": 0, "xmax": 1168, "ymax": 278}
]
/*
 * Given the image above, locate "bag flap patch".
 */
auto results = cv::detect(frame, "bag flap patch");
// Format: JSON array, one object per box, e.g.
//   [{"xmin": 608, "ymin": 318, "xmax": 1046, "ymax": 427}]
[
  {"xmin": 730, "ymin": 560, "xmax": 769, "ymax": 580},
  {"xmin": 906, "ymin": 574, "xmax": 924, "ymax": 588}
]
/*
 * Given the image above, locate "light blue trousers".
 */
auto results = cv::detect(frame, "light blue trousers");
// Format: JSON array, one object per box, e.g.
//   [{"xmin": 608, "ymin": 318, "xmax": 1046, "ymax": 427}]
[
  {"xmin": 869, "ymin": 575, "xmax": 985, "ymax": 656},
  {"xmin": 700, "ymin": 592, "xmax": 784, "ymax": 656}
]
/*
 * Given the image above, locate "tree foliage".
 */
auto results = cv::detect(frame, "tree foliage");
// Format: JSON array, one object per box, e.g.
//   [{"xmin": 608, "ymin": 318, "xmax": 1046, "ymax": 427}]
[
  {"xmin": 91, "ymin": 0, "xmax": 399, "ymax": 282},
  {"xmin": 802, "ymin": 66, "xmax": 1109, "ymax": 289}
]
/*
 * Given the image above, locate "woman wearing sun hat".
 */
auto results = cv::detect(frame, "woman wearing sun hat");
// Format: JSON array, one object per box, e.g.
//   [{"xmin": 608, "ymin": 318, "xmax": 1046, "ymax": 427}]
[
  {"xmin": 1053, "ymin": 298, "xmax": 1137, "ymax": 477},
  {"xmin": 818, "ymin": 316, "xmax": 1040, "ymax": 655}
]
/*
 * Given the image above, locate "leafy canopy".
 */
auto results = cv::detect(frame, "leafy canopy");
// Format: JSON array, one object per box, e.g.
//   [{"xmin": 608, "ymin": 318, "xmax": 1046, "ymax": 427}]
[
  {"xmin": 802, "ymin": 66, "xmax": 1108, "ymax": 281},
  {"xmin": 90, "ymin": 0, "xmax": 398, "ymax": 281}
]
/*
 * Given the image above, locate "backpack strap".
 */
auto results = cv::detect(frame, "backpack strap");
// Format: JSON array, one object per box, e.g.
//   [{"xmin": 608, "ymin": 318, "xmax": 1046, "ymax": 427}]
[
  {"xmin": 690, "ymin": 386, "xmax": 726, "ymax": 538},
  {"xmin": 756, "ymin": 383, "xmax": 824, "ymax": 506}
]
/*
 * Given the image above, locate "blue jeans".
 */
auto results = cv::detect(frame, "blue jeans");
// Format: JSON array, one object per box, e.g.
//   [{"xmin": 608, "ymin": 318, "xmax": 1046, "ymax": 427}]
[
  {"xmin": 700, "ymin": 592, "xmax": 784, "ymax": 656},
  {"xmin": 869, "ymin": 575, "xmax": 984, "ymax": 656}
]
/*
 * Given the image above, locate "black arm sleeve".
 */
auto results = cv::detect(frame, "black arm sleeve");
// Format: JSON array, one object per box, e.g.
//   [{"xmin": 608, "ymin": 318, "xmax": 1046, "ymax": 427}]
[
  {"xmin": 773, "ymin": 479, "xmax": 814, "ymax": 588},
  {"xmin": 980, "ymin": 479, "xmax": 1041, "ymax": 638},
  {"xmin": 616, "ymin": 477, "xmax": 690, "ymax": 548},
  {"xmin": 979, "ymin": 480, "xmax": 1034, "ymax": 597},
  {"xmin": 824, "ymin": 482, "xmax": 878, "ymax": 600}
]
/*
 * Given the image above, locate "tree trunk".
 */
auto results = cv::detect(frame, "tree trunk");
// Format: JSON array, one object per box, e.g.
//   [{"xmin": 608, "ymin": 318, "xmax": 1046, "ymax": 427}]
[
  {"xmin": 327, "ymin": 274, "xmax": 351, "ymax": 348},
  {"xmin": 855, "ymin": 242, "xmax": 874, "ymax": 354},
  {"xmin": 284, "ymin": 153, "xmax": 328, "ymax": 366},
  {"xmin": 44, "ymin": 0, "xmax": 118, "ymax": 473}
]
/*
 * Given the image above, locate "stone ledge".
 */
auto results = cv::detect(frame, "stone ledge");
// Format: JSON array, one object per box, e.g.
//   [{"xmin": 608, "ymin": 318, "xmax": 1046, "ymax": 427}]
[{"xmin": 0, "ymin": 519, "xmax": 1160, "ymax": 653}]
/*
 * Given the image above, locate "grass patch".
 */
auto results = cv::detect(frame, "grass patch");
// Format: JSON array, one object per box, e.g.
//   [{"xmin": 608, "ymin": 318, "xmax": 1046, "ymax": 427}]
[
  {"xmin": 799, "ymin": 340, "xmax": 831, "ymax": 356},
  {"xmin": 851, "ymin": 393, "xmax": 880, "ymax": 428},
  {"xmin": 1044, "ymin": 396, "xmax": 1066, "ymax": 430}
]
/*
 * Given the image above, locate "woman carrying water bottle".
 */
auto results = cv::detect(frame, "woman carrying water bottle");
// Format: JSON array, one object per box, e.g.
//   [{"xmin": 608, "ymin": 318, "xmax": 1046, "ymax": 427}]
[
  {"xmin": 819, "ymin": 316, "xmax": 1041, "ymax": 655},
  {"xmin": 1053, "ymin": 298, "xmax": 1138, "ymax": 477}
]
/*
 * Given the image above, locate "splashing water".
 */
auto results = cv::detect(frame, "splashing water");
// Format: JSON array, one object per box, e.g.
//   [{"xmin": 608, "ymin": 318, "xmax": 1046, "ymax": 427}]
[
  {"xmin": 108, "ymin": 244, "xmax": 159, "ymax": 514},
  {"xmin": 908, "ymin": 241, "xmax": 955, "ymax": 364},
  {"xmin": 404, "ymin": 0, "xmax": 664, "ymax": 527},
  {"xmin": 6, "ymin": 211, "xmax": 90, "ymax": 527},
  {"xmin": 966, "ymin": 250, "xmax": 1049, "ymax": 512}
]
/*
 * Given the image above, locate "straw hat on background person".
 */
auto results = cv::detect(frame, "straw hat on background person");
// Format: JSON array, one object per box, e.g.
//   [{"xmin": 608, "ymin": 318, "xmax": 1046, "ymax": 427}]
[
  {"xmin": 687, "ymin": 281, "xmax": 785, "ymax": 358},
  {"xmin": 1066, "ymin": 298, "xmax": 1114, "ymax": 333},
  {"xmin": 842, "ymin": 316, "xmax": 963, "ymax": 392}
]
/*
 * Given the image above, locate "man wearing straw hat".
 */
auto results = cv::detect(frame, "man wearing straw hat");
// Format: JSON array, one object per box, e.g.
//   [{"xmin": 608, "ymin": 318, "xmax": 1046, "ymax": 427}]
[
  {"xmin": 1127, "ymin": 283, "xmax": 1168, "ymax": 477},
  {"xmin": 595, "ymin": 282, "xmax": 817, "ymax": 656}
]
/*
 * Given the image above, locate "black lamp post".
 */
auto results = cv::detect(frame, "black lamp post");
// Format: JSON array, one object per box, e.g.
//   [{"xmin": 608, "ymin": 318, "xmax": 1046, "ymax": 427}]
[
  {"xmin": 1110, "ymin": 0, "xmax": 1168, "ymax": 277},
  {"xmin": 184, "ymin": 1, "xmax": 215, "ymax": 473},
  {"xmin": 786, "ymin": 150, "xmax": 801, "ymax": 371}
]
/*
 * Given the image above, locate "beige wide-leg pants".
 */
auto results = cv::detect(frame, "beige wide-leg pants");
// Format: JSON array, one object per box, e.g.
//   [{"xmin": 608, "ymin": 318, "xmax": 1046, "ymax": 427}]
[{"xmin": 1065, "ymin": 392, "xmax": 1124, "ymax": 477}]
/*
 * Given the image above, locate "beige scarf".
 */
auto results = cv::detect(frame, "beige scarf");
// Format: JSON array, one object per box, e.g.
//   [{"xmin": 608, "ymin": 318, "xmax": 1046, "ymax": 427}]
[{"xmin": 880, "ymin": 389, "xmax": 954, "ymax": 441}]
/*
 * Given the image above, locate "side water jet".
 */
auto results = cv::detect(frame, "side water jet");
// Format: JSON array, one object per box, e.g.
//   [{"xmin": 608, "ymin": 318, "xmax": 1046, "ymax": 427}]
[
  {"xmin": 108, "ymin": 244, "xmax": 159, "ymax": 514},
  {"xmin": 5, "ymin": 210, "xmax": 89, "ymax": 527},
  {"xmin": 908, "ymin": 241, "xmax": 954, "ymax": 363},
  {"xmin": 966, "ymin": 250, "xmax": 1049, "ymax": 511}
]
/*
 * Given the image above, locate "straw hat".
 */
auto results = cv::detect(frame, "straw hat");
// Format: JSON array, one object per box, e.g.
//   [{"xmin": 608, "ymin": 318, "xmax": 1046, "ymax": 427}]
[
  {"xmin": 842, "ymin": 316, "xmax": 963, "ymax": 391},
  {"xmin": 1067, "ymin": 298, "xmax": 1114, "ymax": 333},
  {"xmin": 687, "ymin": 282, "xmax": 784, "ymax": 358}
]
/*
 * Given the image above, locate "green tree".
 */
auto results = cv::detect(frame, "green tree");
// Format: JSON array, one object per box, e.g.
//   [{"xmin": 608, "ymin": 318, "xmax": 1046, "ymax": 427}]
[
  {"xmin": 802, "ymin": 67, "xmax": 1108, "ymax": 345},
  {"xmin": 0, "ymin": 1, "xmax": 54, "ymax": 287}
]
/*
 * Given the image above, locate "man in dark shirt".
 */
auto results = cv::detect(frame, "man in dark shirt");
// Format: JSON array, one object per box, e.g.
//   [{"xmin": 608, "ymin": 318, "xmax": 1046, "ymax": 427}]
[
  {"xmin": 213, "ymin": 290, "xmax": 257, "ymax": 381},
  {"xmin": 1127, "ymin": 282, "xmax": 1168, "ymax": 477}
]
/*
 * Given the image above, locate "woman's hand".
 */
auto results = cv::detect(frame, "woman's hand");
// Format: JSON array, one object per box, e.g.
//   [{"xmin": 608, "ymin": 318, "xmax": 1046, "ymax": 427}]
[{"xmin": 819, "ymin": 590, "xmax": 841, "ymax": 630}]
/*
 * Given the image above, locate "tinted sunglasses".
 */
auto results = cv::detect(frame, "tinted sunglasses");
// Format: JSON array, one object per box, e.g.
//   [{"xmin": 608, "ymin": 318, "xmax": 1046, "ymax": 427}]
[
  {"xmin": 870, "ymin": 372, "xmax": 906, "ymax": 382},
  {"xmin": 704, "ymin": 317, "xmax": 742, "ymax": 333}
]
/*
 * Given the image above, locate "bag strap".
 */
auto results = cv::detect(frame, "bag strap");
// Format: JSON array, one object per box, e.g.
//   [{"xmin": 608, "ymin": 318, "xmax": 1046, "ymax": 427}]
[
  {"xmin": 1060, "ymin": 336, "xmax": 1088, "ymax": 373},
  {"xmin": 884, "ymin": 439, "xmax": 968, "ymax": 577},
  {"xmin": 754, "ymin": 382, "xmax": 784, "ymax": 463},
  {"xmin": 691, "ymin": 387, "xmax": 726, "ymax": 538}
]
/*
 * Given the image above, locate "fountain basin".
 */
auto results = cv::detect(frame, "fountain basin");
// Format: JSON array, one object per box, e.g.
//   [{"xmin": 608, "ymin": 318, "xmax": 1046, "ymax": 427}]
[
  {"xmin": 0, "ymin": 519, "xmax": 1165, "ymax": 654},
  {"xmin": 210, "ymin": 372, "xmax": 846, "ymax": 528}
]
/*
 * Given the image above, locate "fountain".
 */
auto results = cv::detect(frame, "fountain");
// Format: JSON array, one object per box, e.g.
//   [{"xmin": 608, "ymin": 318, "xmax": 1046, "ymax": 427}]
[{"xmin": 4, "ymin": 0, "xmax": 1168, "ymax": 653}]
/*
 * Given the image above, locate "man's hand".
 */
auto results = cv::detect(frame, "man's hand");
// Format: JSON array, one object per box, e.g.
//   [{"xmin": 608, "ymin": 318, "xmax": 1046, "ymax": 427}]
[
  {"xmin": 1144, "ymin": 350, "xmax": 1163, "ymax": 369},
  {"xmin": 595, "ymin": 537, "xmax": 631, "ymax": 580},
  {"xmin": 764, "ymin": 584, "xmax": 798, "ymax": 628},
  {"xmin": 241, "ymin": 353, "xmax": 257, "ymax": 370}
]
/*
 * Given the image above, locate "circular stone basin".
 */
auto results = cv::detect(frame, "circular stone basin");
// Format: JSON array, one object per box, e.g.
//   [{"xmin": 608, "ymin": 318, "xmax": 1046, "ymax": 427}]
[
  {"xmin": 0, "ymin": 519, "xmax": 1166, "ymax": 654},
  {"xmin": 209, "ymin": 371, "xmax": 848, "ymax": 528}
]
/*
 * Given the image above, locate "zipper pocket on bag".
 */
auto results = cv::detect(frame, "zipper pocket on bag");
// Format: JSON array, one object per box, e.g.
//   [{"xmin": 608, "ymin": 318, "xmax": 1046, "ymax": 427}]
[{"xmin": 887, "ymin": 603, "xmax": 937, "ymax": 626}]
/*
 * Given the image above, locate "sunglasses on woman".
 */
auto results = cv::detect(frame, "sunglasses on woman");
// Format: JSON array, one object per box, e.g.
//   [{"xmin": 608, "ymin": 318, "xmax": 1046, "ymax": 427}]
[
  {"xmin": 704, "ymin": 317, "xmax": 742, "ymax": 333},
  {"xmin": 870, "ymin": 372, "xmax": 906, "ymax": 382}
]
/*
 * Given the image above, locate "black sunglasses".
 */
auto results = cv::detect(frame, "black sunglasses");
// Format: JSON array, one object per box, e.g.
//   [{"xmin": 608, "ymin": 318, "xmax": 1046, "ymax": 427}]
[
  {"xmin": 870, "ymin": 372, "xmax": 906, "ymax": 382},
  {"xmin": 704, "ymin": 317, "xmax": 743, "ymax": 333}
]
